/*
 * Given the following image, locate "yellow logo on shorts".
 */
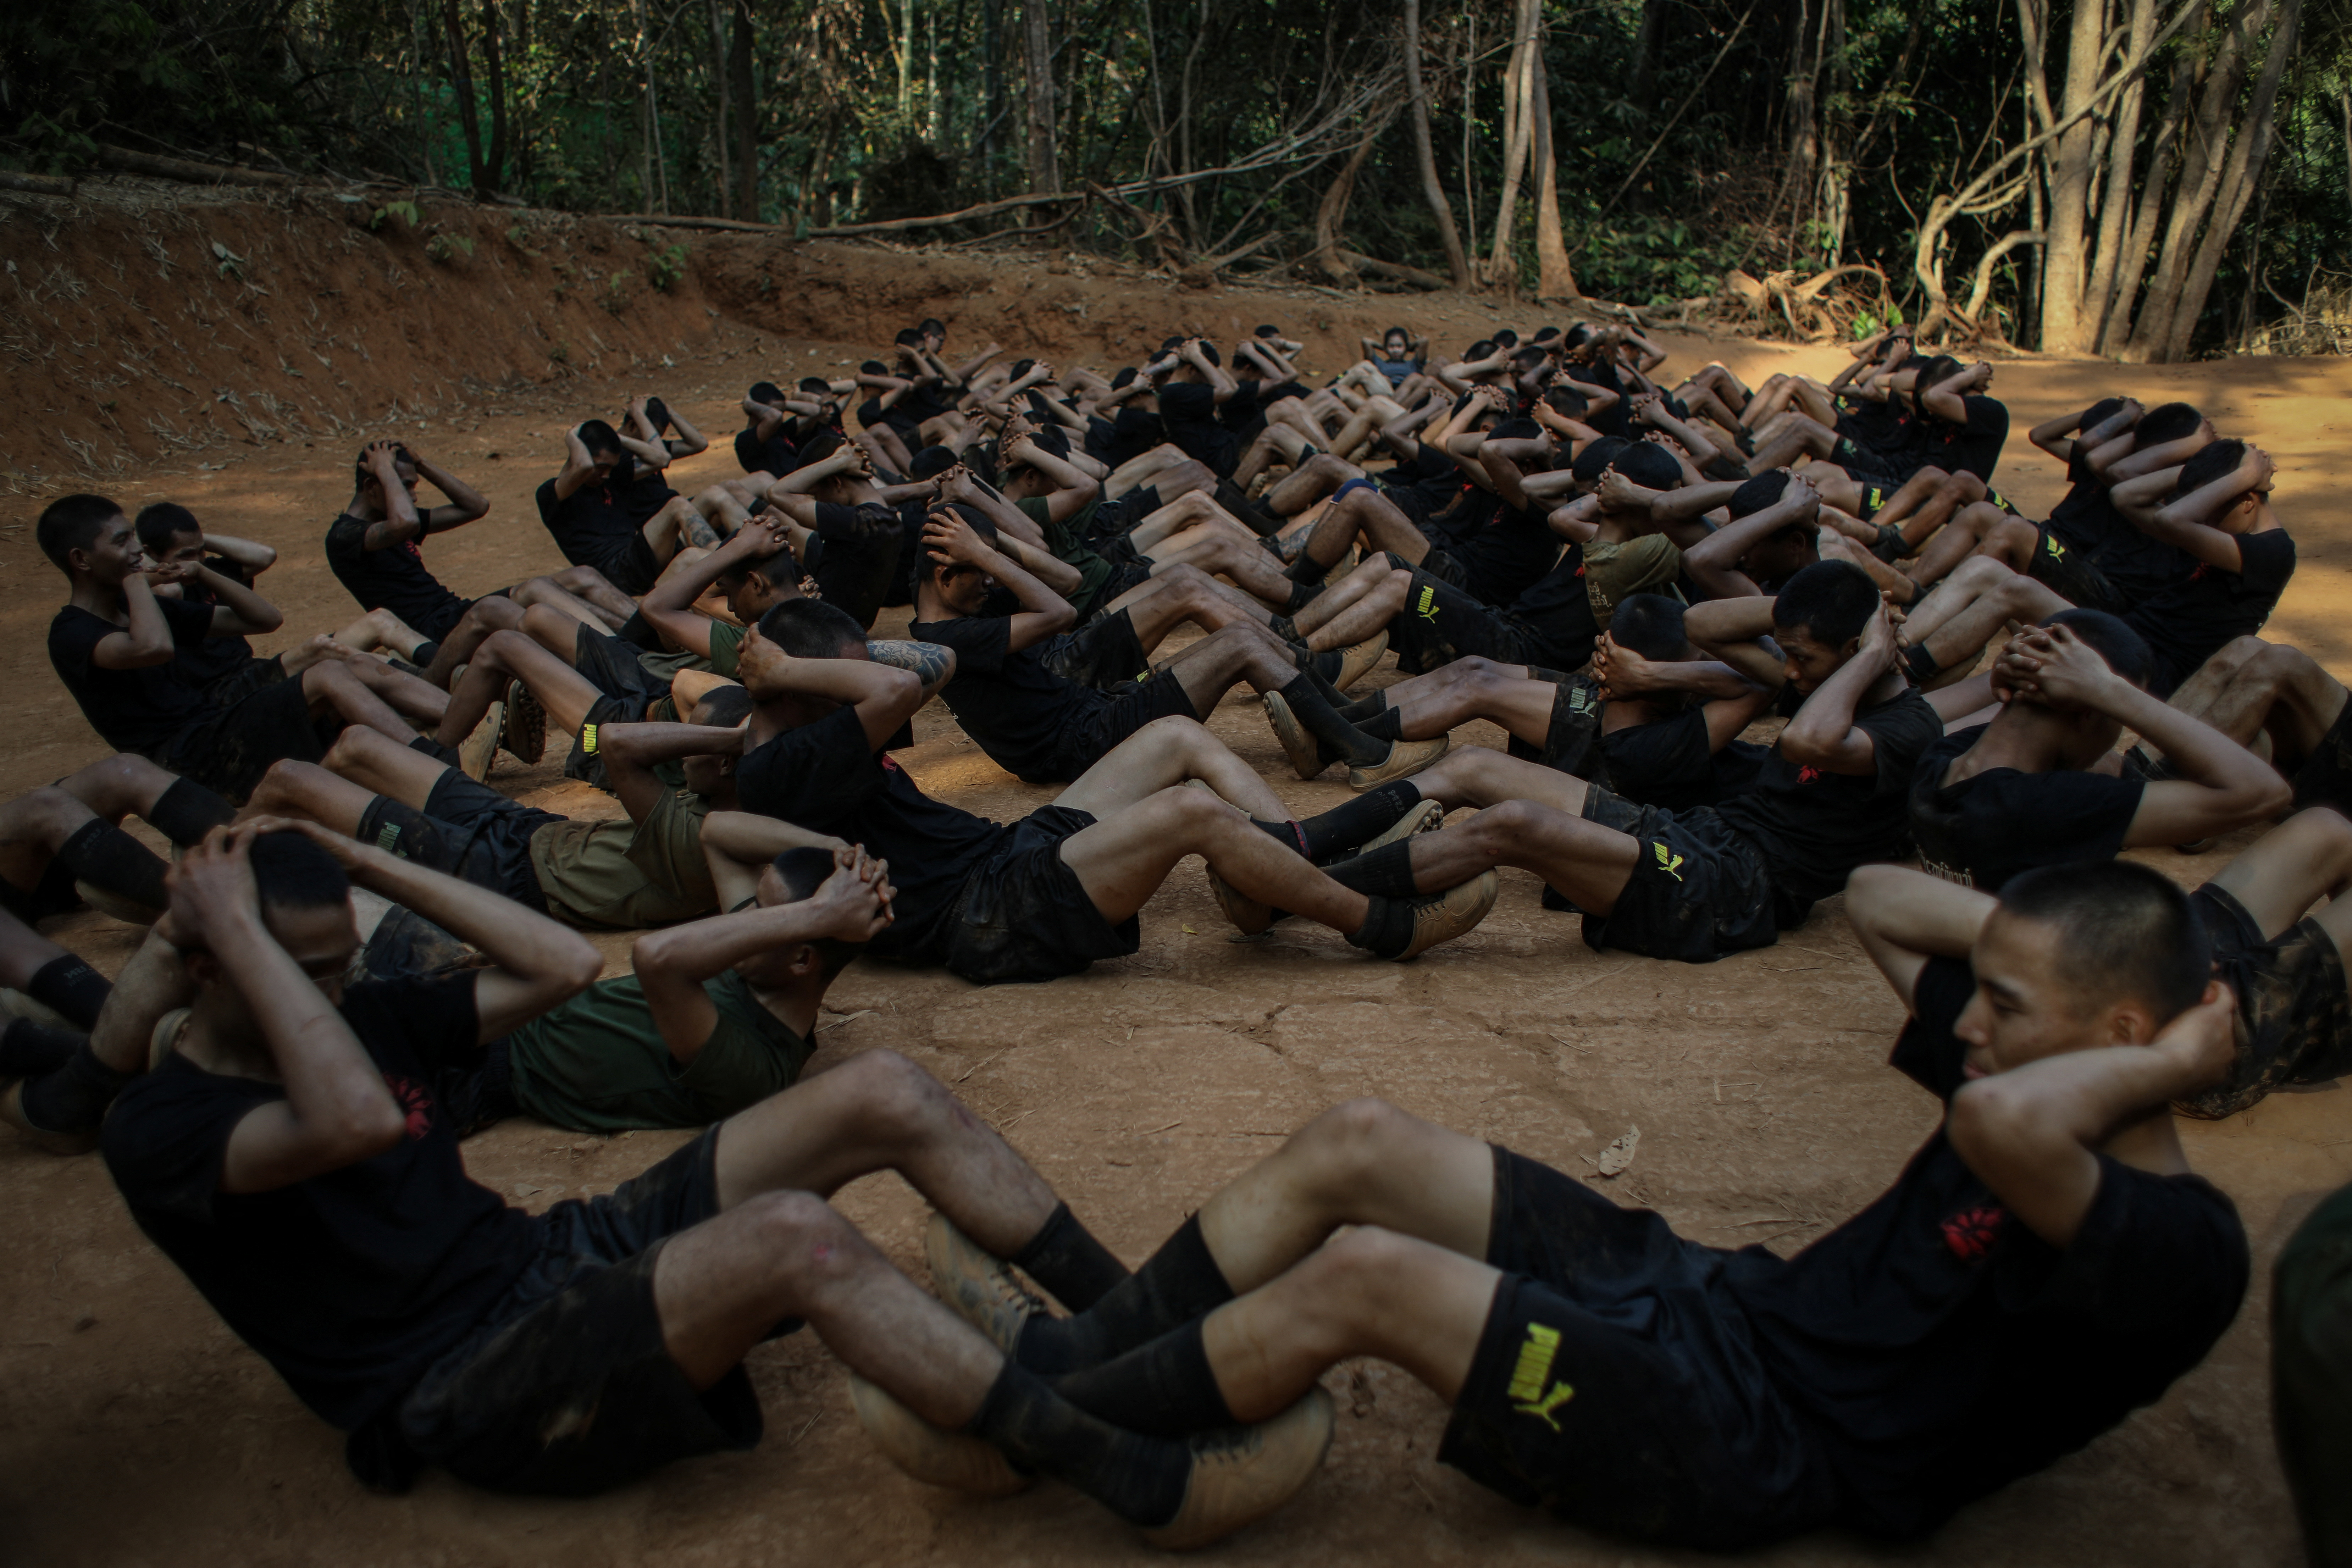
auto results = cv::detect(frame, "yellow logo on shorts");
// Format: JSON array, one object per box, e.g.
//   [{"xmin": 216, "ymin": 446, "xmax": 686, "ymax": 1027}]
[
  {"xmin": 1416, "ymin": 585, "xmax": 1440, "ymax": 621},
  {"xmin": 1507, "ymin": 1322, "xmax": 1577, "ymax": 1431},
  {"xmin": 1653, "ymin": 842, "xmax": 1685, "ymax": 881},
  {"xmin": 1866, "ymin": 487, "xmax": 1886, "ymax": 511},
  {"xmin": 2043, "ymin": 535, "xmax": 2066, "ymax": 562}
]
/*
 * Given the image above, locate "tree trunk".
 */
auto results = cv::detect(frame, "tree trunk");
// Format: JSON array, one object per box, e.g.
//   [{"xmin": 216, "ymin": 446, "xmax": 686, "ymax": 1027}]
[
  {"xmin": 729, "ymin": 0, "xmax": 757, "ymax": 219},
  {"xmin": 2034, "ymin": 0, "xmax": 2110, "ymax": 352},
  {"xmin": 1021, "ymin": 0, "xmax": 1059, "ymax": 193},
  {"xmin": 1530, "ymin": 22, "xmax": 1577, "ymax": 300},
  {"xmin": 1627, "ymin": 0, "xmax": 1667, "ymax": 109},
  {"xmin": 708, "ymin": 0, "xmax": 732, "ymax": 216},
  {"xmin": 900, "ymin": 0, "xmax": 915, "ymax": 121},
  {"xmin": 2121, "ymin": 0, "xmax": 2267, "ymax": 359},
  {"xmin": 2151, "ymin": 0, "xmax": 2301, "ymax": 359},
  {"xmin": 1313, "ymin": 116, "xmax": 1388, "ymax": 284},
  {"xmin": 1403, "ymin": 0, "xmax": 1472, "ymax": 288},
  {"xmin": 441, "ymin": 0, "xmax": 485, "ymax": 192},
  {"xmin": 982, "ymin": 0, "xmax": 1003, "ymax": 176},
  {"xmin": 2096, "ymin": 5, "xmax": 2201, "ymax": 355},
  {"xmin": 480, "ymin": 0, "xmax": 508, "ymax": 196},
  {"xmin": 1485, "ymin": 0, "xmax": 1540, "ymax": 289},
  {"xmin": 2082, "ymin": 0, "xmax": 2157, "ymax": 347}
]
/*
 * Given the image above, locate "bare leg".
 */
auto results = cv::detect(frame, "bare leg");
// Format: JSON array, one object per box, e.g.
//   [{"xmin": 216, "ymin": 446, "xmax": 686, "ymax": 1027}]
[
  {"xmin": 1291, "ymin": 565, "xmax": 1409, "ymax": 650},
  {"xmin": 314, "ymin": 725, "xmax": 460, "ymax": 810},
  {"xmin": 419, "ymin": 595, "xmax": 530, "ymax": 689},
  {"xmin": 431, "ymin": 629, "xmax": 603, "ymax": 747},
  {"xmin": 243, "ymin": 758, "xmax": 380, "ymax": 838},
  {"xmin": 2161, "ymin": 638, "xmax": 2347, "ymax": 769},
  {"xmin": 330, "ymin": 606, "xmax": 430, "ymax": 660},
  {"xmin": 300, "ymin": 661, "xmax": 426, "ymax": 746},
  {"xmin": 2206, "ymin": 809, "xmax": 2352, "ymax": 940}
]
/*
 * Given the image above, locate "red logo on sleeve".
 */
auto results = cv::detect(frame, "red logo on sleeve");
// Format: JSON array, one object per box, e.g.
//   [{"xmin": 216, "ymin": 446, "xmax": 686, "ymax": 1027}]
[
  {"xmin": 383, "ymin": 1076, "xmax": 435, "ymax": 1141},
  {"xmin": 1797, "ymin": 764, "xmax": 1824, "ymax": 785},
  {"xmin": 1941, "ymin": 1203, "xmax": 2007, "ymax": 1262}
]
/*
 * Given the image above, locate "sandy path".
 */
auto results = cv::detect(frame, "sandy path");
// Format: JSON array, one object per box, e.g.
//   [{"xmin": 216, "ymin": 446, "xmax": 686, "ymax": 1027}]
[{"xmin": 0, "ymin": 309, "xmax": 2342, "ymax": 1566}]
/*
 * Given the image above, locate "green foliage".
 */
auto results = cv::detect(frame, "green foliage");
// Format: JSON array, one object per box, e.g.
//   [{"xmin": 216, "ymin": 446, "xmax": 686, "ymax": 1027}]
[
  {"xmin": 370, "ymin": 201, "xmax": 421, "ymax": 234},
  {"xmin": 210, "ymin": 241, "xmax": 245, "ymax": 281},
  {"xmin": 425, "ymin": 232, "xmax": 475, "ymax": 264},
  {"xmin": 644, "ymin": 242, "xmax": 689, "ymax": 293},
  {"xmin": 600, "ymin": 271, "xmax": 632, "ymax": 315},
  {"xmin": 1571, "ymin": 217, "xmax": 1751, "ymax": 308}
]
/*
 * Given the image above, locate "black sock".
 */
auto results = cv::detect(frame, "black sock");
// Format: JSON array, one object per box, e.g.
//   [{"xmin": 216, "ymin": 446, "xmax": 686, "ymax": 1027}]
[
  {"xmin": 1214, "ymin": 480, "xmax": 1283, "ymax": 537},
  {"xmin": 1345, "ymin": 894, "xmax": 1417, "ymax": 958},
  {"xmin": 1277, "ymin": 677, "xmax": 1385, "ymax": 769},
  {"xmin": 54, "ymin": 820, "xmax": 169, "ymax": 912},
  {"xmin": 1015, "ymin": 1214, "xmax": 1236, "ymax": 1376},
  {"xmin": 409, "ymin": 734, "xmax": 462, "ymax": 768},
  {"xmin": 1284, "ymin": 580, "xmax": 1323, "ymax": 615},
  {"xmin": 1339, "ymin": 691, "xmax": 1390, "ymax": 725},
  {"xmin": 1298, "ymin": 781, "xmax": 1421, "ymax": 860},
  {"xmin": 1056, "ymin": 1320, "xmax": 1235, "ymax": 1437},
  {"xmin": 1323, "ymin": 838, "xmax": 1420, "ymax": 897},
  {"xmin": 0, "ymin": 1018, "xmax": 85, "ymax": 1077},
  {"xmin": 413, "ymin": 639, "xmax": 442, "ymax": 669},
  {"xmin": 1902, "ymin": 643, "xmax": 1940, "ymax": 685},
  {"xmin": 26, "ymin": 952, "xmax": 111, "ymax": 1031},
  {"xmin": 146, "ymin": 778, "xmax": 237, "ymax": 846},
  {"xmin": 1285, "ymin": 550, "xmax": 1329, "ymax": 585},
  {"xmin": 1299, "ymin": 652, "xmax": 1351, "ymax": 700},
  {"xmin": 1357, "ymin": 707, "xmax": 1404, "ymax": 743},
  {"xmin": 967, "ymin": 1363, "xmax": 1188, "ymax": 1527},
  {"xmin": 1251, "ymin": 817, "xmax": 1315, "ymax": 859},
  {"xmin": 356, "ymin": 796, "xmax": 448, "ymax": 868},
  {"xmin": 1266, "ymin": 614, "xmax": 1301, "ymax": 644},
  {"xmin": 16, "ymin": 1043, "xmax": 131, "ymax": 1136},
  {"xmin": 1009, "ymin": 1203, "xmax": 1131, "ymax": 1312}
]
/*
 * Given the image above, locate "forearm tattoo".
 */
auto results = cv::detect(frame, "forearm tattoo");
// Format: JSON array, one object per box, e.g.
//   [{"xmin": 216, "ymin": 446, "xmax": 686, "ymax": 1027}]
[{"xmin": 866, "ymin": 639, "xmax": 954, "ymax": 685}]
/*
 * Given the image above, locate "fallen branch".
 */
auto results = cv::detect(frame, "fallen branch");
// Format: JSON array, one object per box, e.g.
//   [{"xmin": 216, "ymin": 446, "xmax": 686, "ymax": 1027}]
[
  {"xmin": 1336, "ymin": 249, "xmax": 1450, "ymax": 290},
  {"xmin": 94, "ymin": 144, "xmax": 295, "ymax": 187},
  {"xmin": 0, "ymin": 171, "xmax": 74, "ymax": 197}
]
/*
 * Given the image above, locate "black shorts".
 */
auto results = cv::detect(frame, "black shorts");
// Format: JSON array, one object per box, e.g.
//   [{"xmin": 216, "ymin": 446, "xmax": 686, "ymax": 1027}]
[
  {"xmin": 1830, "ymin": 439, "xmax": 1911, "ymax": 486},
  {"xmin": 200, "ymin": 653, "xmax": 289, "ymax": 707},
  {"xmin": 1039, "ymin": 609, "xmax": 1150, "ymax": 691},
  {"xmin": 563, "ymin": 692, "xmax": 658, "ymax": 792},
  {"xmin": 1505, "ymin": 674, "xmax": 1609, "ymax": 784},
  {"xmin": 1046, "ymin": 675, "xmax": 1199, "ymax": 783},
  {"xmin": 2179, "ymin": 883, "xmax": 2352, "ymax": 1118},
  {"xmin": 1574, "ymin": 786, "xmax": 1778, "ymax": 963},
  {"xmin": 1381, "ymin": 561, "xmax": 1541, "ymax": 674},
  {"xmin": 1412, "ymin": 541, "xmax": 1478, "ymax": 595},
  {"xmin": 412, "ymin": 585, "xmax": 511, "ymax": 646},
  {"xmin": 164, "ymin": 670, "xmax": 335, "ymax": 803},
  {"xmin": 2294, "ymin": 699, "xmax": 2352, "ymax": 815},
  {"xmin": 579, "ymin": 533, "xmax": 664, "ymax": 597},
  {"xmin": 2024, "ymin": 524, "xmax": 2121, "ymax": 613},
  {"xmin": 1094, "ymin": 555, "xmax": 1156, "ymax": 613},
  {"xmin": 937, "ymin": 804, "xmax": 1141, "ymax": 985},
  {"xmin": 418, "ymin": 770, "xmax": 564, "ymax": 913},
  {"xmin": 572, "ymin": 623, "xmax": 670, "ymax": 702},
  {"xmin": 366, "ymin": 1130, "xmax": 769, "ymax": 1495},
  {"xmin": 1439, "ymin": 1147, "xmax": 1836, "ymax": 1547}
]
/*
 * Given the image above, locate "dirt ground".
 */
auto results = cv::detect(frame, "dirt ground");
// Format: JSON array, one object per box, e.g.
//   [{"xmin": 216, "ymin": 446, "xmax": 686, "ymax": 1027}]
[{"xmin": 0, "ymin": 185, "xmax": 2347, "ymax": 1566}]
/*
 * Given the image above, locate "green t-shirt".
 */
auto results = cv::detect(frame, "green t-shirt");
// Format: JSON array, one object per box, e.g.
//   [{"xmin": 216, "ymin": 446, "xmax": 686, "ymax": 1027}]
[
  {"xmin": 705, "ymin": 620, "xmax": 746, "ymax": 678},
  {"xmin": 506, "ymin": 967, "xmax": 812, "ymax": 1133},
  {"xmin": 1018, "ymin": 495, "xmax": 1114, "ymax": 617},
  {"xmin": 526, "ymin": 786, "xmax": 715, "ymax": 930},
  {"xmin": 635, "ymin": 641, "xmax": 712, "ymax": 682},
  {"xmin": 1582, "ymin": 534, "xmax": 1684, "ymax": 631}
]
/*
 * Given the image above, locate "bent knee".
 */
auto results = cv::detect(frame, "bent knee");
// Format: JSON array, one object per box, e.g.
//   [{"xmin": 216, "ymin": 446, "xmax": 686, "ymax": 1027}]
[{"xmin": 1291, "ymin": 1098, "xmax": 1417, "ymax": 1178}]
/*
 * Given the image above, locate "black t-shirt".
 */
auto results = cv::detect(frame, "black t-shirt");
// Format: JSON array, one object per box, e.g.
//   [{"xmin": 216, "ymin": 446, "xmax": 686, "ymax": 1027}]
[
  {"xmin": 908, "ymin": 613, "xmax": 1101, "ymax": 783},
  {"xmin": 1217, "ymin": 377, "xmax": 1265, "ymax": 440},
  {"xmin": 1922, "ymin": 395, "xmax": 2009, "ymax": 481},
  {"xmin": 1836, "ymin": 393, "xmax": 1914, "ymax": 458},
  {"xmin": 1714, "ymin": 686, "xmax": 1942, "ymax": 922},
  {"xmin": 1501, "ymin": 542, "xmax": 1600, "ymax": 673},
  {"xmin": 534, "ymin": 475, "xmax": 638, "ymax": 572},
  {"xmin": 171, "ymin": 558, "xmax": 264, "ymax": 691},
  {"xmin": 735, "ymin": 704, "xmax": 1007, "ymax": 956},
  {"xmin": 1087, "ymin": 406, "xmax": 1163, "ymax": 470},
  {"xmin": 1907, "ymin": 731, "xmax": 2144, "ymax": 891},
  {"xmin": 1722, "ymin": 957, "xmax": 2248, "ymax": 1537},
  {"xmin": 325, "ymin": 512, "xmax": 468, "ymax": 630},
  {"xmin": 2123, "ymin": 528, "xmax": 2296, "ymax": 683},
  {"xmin": 1601, "ymin": 710, "xmax": 1764, "ymax": 813},
  {"xmin": 101, "ymin": 974, "xmax": 537, "ymax": 1433},
  {"xmin": 1565, "ymin": 363, "xmax": 1630, "ymax": 439},
  {"xmin": 734, "ymin": 421, "xmax": 797, "ymax": 477},
  {"xmin": 1450, "ymin": 503, "xmax": 1565, "ymax": 607},
  {"xmin": 614, "ymin": 455, "xmax": 678, "ymax": 527},
  {"xmin": 48, "ymin": 596, "xmax": 218, "ymax": 758},
  {"xmin": 1158, "ymin": 381, "xmax": 1238, "ymax": 478},
  {"xmin": 807, "ymin": 500, "xmax": 907, "ymax": 631}
]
